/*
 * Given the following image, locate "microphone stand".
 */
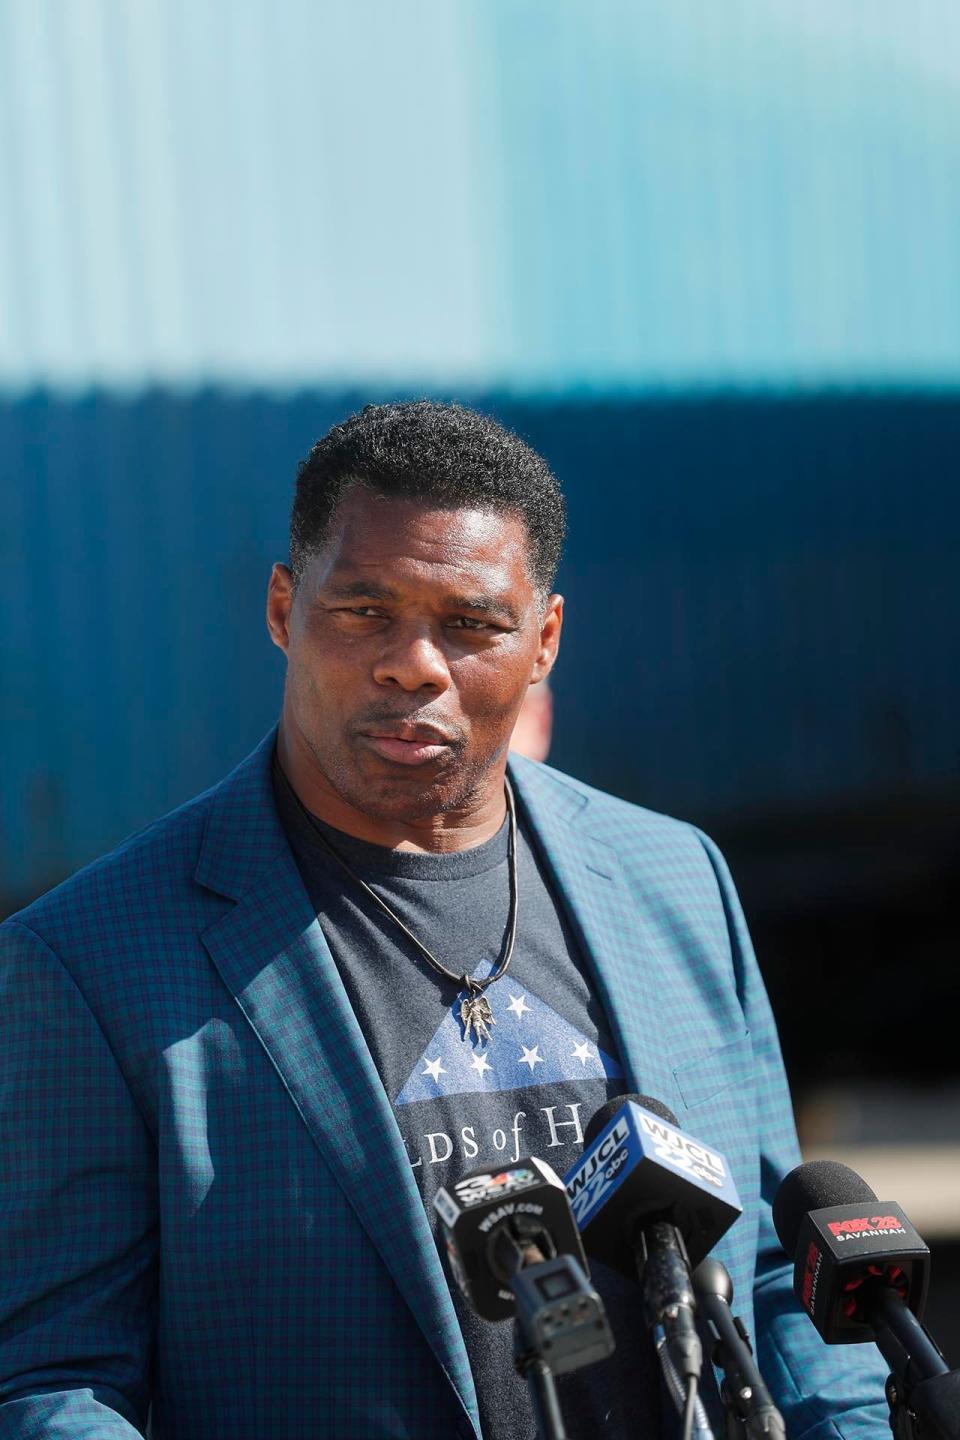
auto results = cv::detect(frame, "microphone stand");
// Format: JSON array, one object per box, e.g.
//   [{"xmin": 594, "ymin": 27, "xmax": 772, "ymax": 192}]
[
  {"xmin": 867, "ymin": 1288, "xmax": 960, "ymax": 1440},
  {"xmin": 692, "ymin": 1260, "xmax": 785, "ymax": 1440},
  {"xmin": 513, "ymin": 1332, "xmax": 569, "ymax": 1440},
  {"xmin": 640, "ymin": 1223, "xmax": 716, "ymax": 1440},
  {"xmin": 491, "ymin": 1219, "xmax": 614, "ymax": 1440},
  {"xmin": 654, "ymin": 1327, "xmax": 716, "ymax": 1440},
  {"xmin": 494, "ymin": 1228, "xmax": 574, "ymax": 1440}
]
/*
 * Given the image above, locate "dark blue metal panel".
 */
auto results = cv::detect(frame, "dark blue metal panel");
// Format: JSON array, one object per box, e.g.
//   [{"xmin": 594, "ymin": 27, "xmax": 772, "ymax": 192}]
[
  {"xmin": 498, "ymin": 395, "xmax": 959, "ymax": 814},
  {"xmin": 2, "ymin": 390, "xmax": 957, "ymax": 908}
]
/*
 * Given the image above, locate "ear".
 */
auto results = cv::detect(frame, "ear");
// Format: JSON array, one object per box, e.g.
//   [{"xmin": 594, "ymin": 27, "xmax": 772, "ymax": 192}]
[
  {"xmin": 530, "ymin": 594, "xmax": 563, "ymax": 683},
  {"xmin": 266, "ymin": 563, "xmax": 295, "ymax": 654}
]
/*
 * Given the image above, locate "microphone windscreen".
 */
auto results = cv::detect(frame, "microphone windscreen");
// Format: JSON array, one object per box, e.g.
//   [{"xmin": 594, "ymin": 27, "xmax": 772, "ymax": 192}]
[
  {"xmin": 692, "ymin": 1256, "xmax": 733, "ymax": 1304},
  {"xmin": 772, "ymin": 1160, "xmax": 877, "ymax": 1258},
  {"xmin": 584, "ymin": 1092, "xmax": 680, "ymax": 1146}
]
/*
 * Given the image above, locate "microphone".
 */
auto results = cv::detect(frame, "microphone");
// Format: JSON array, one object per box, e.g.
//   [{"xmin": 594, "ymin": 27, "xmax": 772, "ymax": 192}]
[
  {"xmin": 567, "ymin": 1095, "xmax": 743, "ymax": 1279},
  {"xmin": 564, "ymin": 1094, "xmax": 742, "ymax": 1435},
  {"xmin": 692, "ymin": 1257, "xmax": 786, "ymax": 1440},
  {"xmin": 434, "ymin": 1156, "xmax": 614, "ymax": 1373},
  {"xmin": 773, "ymin": 1160, "xmax": 960, "ymax": 1440}
]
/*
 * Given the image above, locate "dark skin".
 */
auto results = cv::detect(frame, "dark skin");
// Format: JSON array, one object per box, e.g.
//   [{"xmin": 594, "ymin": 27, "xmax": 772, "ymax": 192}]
[{"xmin": 266, "ymin": 486, "xmax": 563, "ymax": 852}]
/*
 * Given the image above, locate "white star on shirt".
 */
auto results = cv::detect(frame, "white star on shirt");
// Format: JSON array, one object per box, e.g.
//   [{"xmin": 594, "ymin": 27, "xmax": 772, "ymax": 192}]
[
  {"xmin": 507, "ymin": 993, "xmax": 530, "ymax": 1018},
  {"xmin": 571, "ymin": 1041, "xmax": 594, "ymax": 1066},
  {"xmin": 519, "ymin": 1044, "xmax": 544, "ymax": 1071},
  {"xmin": 422, "ymin": 1057, "xmax": 447, "ymax": 1083},
  {"xmin": 471, "ymin": 1052, "xmax": 492, "ymax": 1078}
]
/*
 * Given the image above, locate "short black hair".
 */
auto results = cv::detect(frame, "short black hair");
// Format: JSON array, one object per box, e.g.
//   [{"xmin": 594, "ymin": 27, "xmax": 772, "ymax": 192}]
[{"xmin": 290, "ymin": 401, "xmax": 566, "ymax": 598}]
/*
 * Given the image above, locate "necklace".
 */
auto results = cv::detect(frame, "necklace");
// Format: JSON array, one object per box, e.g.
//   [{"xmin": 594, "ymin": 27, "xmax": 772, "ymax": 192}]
[{"xmin": 278, "ymin": 764, "xmax": 518, "ymax": 1045}]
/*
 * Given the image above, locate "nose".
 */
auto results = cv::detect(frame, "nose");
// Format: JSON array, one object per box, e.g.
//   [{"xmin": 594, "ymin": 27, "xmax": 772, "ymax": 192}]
[{"xmin": 371, "ymin": 625, "xmax": 452, "ymax": 694}]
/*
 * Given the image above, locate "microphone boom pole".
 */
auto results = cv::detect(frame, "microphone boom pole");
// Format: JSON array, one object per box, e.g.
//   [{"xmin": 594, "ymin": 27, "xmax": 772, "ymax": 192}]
[{"xmin": 692, "ymin": 1257, "xmax": 786, "ymax": 1440}]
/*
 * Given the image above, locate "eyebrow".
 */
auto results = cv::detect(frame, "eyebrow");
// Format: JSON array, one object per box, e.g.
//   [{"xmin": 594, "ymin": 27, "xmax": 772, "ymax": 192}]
[
  {"xmin": 324, "ymin": 580, "xmax": 399, "ymax": 602},
  {"xmin": 323, "ymin": 580, "xmax": 522, "ymax": 626},
  {"xmin": 448, "ymin": 593, "xmax": 523, "ymax": 626}
]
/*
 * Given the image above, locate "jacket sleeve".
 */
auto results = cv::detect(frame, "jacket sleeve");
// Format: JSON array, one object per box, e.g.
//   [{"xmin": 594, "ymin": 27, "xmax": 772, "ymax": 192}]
[
  {"xmin": 694, "ymin": 832, "xmax": 891, "ymax": 1440},
  {"xmin": 0, "ymin": 920, "xmax": 157, "ymax": 1438}
]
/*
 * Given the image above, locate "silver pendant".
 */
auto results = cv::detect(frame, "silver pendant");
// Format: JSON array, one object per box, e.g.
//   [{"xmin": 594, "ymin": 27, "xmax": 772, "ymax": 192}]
[{"xmin": 460, "ymin": 990, "xmax": 496, "ymax": 1045}]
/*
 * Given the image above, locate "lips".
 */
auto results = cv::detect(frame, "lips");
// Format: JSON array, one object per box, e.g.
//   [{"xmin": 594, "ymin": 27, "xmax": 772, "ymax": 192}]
[
  {"xmin": 356, "ymin": 721, "xmax": 459, "ymax": 768},
  {"xmin": 363, "ymin": 737, "xmax": 450, "ymax": 766},
  {"xmin": 364, "ymin": 723, "xmax": 455, "ymax": 745}
]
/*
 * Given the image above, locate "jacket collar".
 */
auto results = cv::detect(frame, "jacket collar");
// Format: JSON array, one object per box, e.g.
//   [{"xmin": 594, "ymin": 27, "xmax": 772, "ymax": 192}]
[{"xmin": 194, "ymin": 729, "xmax": 289, "ymax": 901}]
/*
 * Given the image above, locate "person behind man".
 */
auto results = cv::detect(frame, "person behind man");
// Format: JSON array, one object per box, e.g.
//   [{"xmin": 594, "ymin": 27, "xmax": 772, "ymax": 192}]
[
  {"xmin": 510, "ymin": 676, "xmax": 553, "ymax": 762},
  {"xmin": 0, "ymin": 402, "xmax": 887, "ymax": 1437}
]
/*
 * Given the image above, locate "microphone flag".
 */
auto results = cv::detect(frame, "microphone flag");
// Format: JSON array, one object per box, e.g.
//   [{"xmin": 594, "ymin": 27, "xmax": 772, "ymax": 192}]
[{"xmin": 562, "ymin": 1097, "xmax": 742, "ymax": 1276}]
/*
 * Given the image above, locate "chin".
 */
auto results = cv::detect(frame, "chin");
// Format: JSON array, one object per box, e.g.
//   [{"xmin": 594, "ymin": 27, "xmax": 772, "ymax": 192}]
[
  {"xmin": 348, "ymin": 758, "xmax": 490, "ymax": 822},
  {"xmin": 354, "ymin": 777, "xmax": 474, "ymax": 821}
]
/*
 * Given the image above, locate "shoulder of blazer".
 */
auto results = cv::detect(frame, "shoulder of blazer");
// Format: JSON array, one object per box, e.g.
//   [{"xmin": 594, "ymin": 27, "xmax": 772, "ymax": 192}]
[
  {"xmin": 6, "ymin": 730, "xmax": 280, "ymax": 943},
  {"xmin": 507, "ymin": 752, "xmax": 715, "ymax": 861}
]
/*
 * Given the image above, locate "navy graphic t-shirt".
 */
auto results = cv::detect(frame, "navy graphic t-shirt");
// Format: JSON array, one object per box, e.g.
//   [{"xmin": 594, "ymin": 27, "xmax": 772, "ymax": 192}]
[{"xmin": 274, "ymin": 760, "xmax": 664, "ymax": 1439}]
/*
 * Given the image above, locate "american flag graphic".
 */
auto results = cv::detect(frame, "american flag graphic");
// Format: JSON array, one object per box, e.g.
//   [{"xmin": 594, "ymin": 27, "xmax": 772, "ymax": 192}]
[{"xmin": 395, "ymin": 967, "xmax": 623, "ymax": 1104}]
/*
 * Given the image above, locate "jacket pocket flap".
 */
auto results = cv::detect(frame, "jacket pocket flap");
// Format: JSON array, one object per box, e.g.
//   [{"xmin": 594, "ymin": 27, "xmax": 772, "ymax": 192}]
[{"xmin": 672, "ymin": 1031, "xmax": 754, "ymax": 1109}]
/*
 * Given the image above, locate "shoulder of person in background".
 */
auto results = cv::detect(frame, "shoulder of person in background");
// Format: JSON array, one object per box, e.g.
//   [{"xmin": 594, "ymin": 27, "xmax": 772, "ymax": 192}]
[{"xmin": 509, "ymin": 677, "xmax": 553, "ymax": 762}]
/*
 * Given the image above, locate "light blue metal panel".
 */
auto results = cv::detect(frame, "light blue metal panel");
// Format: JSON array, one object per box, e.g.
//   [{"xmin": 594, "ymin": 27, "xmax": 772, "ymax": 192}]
[
  {"xmin": 0, "ymin": 0, "xmax": 497, "ymax": 389},
  {"xmin": 477, "ymin": 0, "xmax": 960, "ymax": 387},
  {"xmin": 1, "ymin": 2, "xmax": 960, "ymax": 390}
]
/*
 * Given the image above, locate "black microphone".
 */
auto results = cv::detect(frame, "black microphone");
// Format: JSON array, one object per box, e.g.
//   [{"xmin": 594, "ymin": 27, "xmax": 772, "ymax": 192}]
[
  {"xmin": 435, "ymin": 1157, "xmax": 616, "ymax": 1440},
  {"xmin": 773, "ymin": 1160, "xmax": 960, "ymax": 1440},
  {"xmin": 692, "ymin": 1257, "xmax": 786, "ymax": 1440},
  {"xmin": 564, "ymin": 1094, "xmax": 743, "ymax": 1436},
  {"xmin": 434, "ymin": 1156, "xmax": 614, "ymax": 1371}
]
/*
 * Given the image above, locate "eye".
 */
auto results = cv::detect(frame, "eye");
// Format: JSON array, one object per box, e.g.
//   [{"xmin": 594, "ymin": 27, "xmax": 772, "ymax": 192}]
[{"xmin": 447, "ymin": 615, "xmax": 489, "ymax": 630}]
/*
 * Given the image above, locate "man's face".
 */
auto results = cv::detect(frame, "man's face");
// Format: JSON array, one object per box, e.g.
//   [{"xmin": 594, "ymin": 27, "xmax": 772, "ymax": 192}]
[{"xmin": 267, "ymin": 487, "xmax": 562, "ymax": 829}]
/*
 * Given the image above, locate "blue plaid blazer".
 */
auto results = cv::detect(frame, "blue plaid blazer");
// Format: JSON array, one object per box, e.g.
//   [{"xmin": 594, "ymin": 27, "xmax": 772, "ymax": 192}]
[{"xmin": 0, "ymin": 731, "xmax": 888, "ymax": 1438}]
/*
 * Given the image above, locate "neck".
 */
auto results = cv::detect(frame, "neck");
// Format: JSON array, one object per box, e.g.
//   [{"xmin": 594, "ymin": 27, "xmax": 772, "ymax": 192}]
[{"xmin": 275, "ymin": 720, "xmax": 508, "ymax": 853}]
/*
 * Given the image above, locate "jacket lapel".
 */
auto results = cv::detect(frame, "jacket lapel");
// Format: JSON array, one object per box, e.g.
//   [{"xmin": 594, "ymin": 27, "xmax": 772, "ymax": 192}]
[
  {"xmin": 195, "ymin": 734, "xmax": 479, "ymax": 1434},
  {"xmin": 508, "ymin": 757, "xmax": 677, "ymax": 1107}
]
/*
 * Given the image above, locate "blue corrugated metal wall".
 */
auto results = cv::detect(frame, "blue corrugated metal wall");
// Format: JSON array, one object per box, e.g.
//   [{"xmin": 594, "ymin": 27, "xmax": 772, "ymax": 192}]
[{"xmin": 2, "ymin": 389, "xmax": 957, "ymax": 908}]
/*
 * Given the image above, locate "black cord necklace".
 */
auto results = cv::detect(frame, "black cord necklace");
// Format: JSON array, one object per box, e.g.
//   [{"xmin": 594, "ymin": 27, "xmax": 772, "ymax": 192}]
[{"xmin": 278, "ymin": 764, "xmax": 518, "ymax": 1045}]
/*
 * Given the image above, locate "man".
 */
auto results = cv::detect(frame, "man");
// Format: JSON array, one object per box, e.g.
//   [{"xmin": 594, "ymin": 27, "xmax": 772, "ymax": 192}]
[{"xmin": 0, "ymin": 402, "xmax": 887, "ymax": 1438}]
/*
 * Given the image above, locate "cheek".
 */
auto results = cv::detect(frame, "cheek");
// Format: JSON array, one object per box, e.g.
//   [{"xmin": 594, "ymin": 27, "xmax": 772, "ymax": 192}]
[
  {"xmin": 286, "ymin": 647, "xmax": 343, "ymax": 727},
  {"xmin": 456, "ymin": 657, "xmax": 531, "ymax": 726},
  {"xmin": 290, "ymin": 619, "xmax": 353, "ymax": 678}
]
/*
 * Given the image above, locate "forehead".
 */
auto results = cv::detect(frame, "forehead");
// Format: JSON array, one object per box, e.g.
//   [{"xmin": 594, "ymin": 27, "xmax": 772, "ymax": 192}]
[{"xmin": 307, "ymin": 488, "xmax": 536, "ymax": 595}]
